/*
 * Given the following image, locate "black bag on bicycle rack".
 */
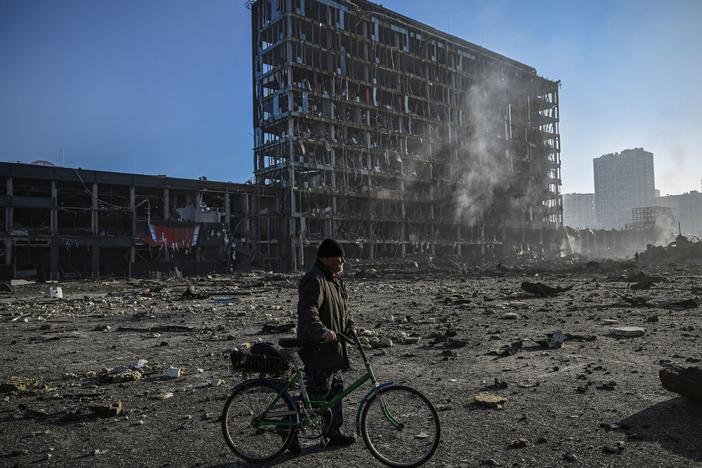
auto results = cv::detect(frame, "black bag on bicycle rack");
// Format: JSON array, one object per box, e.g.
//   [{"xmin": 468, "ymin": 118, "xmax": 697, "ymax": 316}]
[{"xmin": 230, "ymin": 342, "xmax": 290, "ymax": 375}]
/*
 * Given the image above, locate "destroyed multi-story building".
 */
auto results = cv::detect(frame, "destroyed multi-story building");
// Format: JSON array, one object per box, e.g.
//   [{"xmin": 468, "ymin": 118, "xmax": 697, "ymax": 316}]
[
  {"xmin": 250, "ymin": 0, "xmax": 562, "ymax": 270},
  {"xmin": 593, "ymin": 148, "xmax": 655, "ymax": 229}
]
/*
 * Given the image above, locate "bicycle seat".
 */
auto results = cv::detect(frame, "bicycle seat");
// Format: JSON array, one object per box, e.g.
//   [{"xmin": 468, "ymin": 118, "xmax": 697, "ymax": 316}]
[{"xmin": 278, "ymin": 336, "xmax": 303, "ymax": 348}]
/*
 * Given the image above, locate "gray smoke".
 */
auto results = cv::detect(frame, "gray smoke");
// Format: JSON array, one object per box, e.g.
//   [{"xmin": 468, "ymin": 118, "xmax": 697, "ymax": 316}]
[{"xmin": 452, "ymin": 72, "xmax": 507, "ymax": 225}]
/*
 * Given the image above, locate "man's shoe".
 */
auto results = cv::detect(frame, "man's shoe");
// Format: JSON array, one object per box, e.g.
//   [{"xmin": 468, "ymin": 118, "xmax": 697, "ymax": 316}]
[
  {"xmin": 325, "ymin": 432, "xmax": 356, "ymax": 447},
  {"xmin": 287, "ymin": 433, "xmax": 302, "ymax": 454}
]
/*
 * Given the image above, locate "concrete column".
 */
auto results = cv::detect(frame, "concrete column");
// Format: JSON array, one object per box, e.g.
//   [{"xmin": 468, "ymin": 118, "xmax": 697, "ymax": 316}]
[
  {"xmin": 161, "ymin": 190, "xmax": 174, "ymax": 263},
  {"xmin": 400, "ymin": 179, "xmax": 406, "ymax": 257},
  {"xmin": 4, "ymin": 239, "xmax": 11, "ymax": 266},
  {"xmin": 91, "ymin": 245, "xmax": 99, "ymax": 279},
  {"xmin": 457, "ymin": 224, "xmax": 462, "ymax": 257},
  {"xmin": 245, "ymin": 194, "xmax": 251, "ymax": 240},
  {"xmin": 332, "ymin": 196, "xmax": 337, "ymax": 238},
  {"xmin": 128, "ymin": 246, "xmax": 135, "ymax": 278},
  {"xmin": 163, "ymin": 188, "xmax": 170, "ymax": 221},
  {"xmin": 3, "ymin": 177, "xmax": 12, "ymax": 270},
  {"xmin": 288, "ymin": 116, "xmax": 297, "ymax": 271},
  {"xmin": 129, "ymin": 186, "xmax": 136, "ymax": 278},
  {"xmin": 129, "ymin": 186, "xmax": 136, "ymax": 237},
  {"xmin": 91, "ymin": 183, "xmax": 98, "ymax": 235},
  {"xmin": 49, "ymin": 244, "xmax": 59, "ymax": 281},
  {"xmin": 5, "ymin": 177, "xmax": 13, "ymax": 233},
  {"xmin": 224, "ymin": 191, "xmax": 231, "ymax": 226},
  {"xmin": 50, "ymin": 181, "xmax": 58, "ymax": 234}
]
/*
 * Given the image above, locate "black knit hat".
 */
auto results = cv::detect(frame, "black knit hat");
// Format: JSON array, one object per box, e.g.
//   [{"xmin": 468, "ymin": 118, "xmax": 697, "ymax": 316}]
[{"xmin": 317, "ymin": 238, "xmax": 345, "ymax": 258}]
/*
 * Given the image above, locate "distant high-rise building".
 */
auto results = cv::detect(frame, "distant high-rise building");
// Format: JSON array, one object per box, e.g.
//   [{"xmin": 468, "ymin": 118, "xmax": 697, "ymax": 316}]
[
  {"xmin": 562, "ymin": 193, "xmax": 596, "ymax": 228},
  {"xmin": 593, "ymin": 148, "xmax": 655, "ymax": 229},
  {"xmin": 657, "ymin": 191, "xmax": 702, "ymax": 236}
]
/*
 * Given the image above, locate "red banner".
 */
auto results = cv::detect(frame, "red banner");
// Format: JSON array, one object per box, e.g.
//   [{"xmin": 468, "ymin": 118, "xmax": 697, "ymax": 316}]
[{"xmin": 141, "ymin": 224, "xmax": 201, "ymax": 249}]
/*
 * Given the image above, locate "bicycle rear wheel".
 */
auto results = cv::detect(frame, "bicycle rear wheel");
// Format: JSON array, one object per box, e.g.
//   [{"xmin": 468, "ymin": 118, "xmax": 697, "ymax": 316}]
[
  {"xmin": 360, "ymin": 385, "xmax": 440, "ymax": 467},
  {"xmin": 221, "ymin": 379, "xmax": 298, "ymax": 463}
]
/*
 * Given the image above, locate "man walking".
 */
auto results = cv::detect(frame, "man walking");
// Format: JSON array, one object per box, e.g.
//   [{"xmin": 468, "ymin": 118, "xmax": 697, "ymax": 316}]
[{"xmin": 297, "ymin": 238, "xmax": 356, "ymax": 447}]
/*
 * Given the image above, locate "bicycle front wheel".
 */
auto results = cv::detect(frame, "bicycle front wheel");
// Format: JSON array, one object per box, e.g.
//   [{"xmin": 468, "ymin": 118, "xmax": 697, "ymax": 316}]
[
  {"xmin": 361, "ymin": 385, "xmax": 440, "ymax": 467},
  {"xmin": 221, "ymin": 379, "xmax": 298, "ymax": 463}
]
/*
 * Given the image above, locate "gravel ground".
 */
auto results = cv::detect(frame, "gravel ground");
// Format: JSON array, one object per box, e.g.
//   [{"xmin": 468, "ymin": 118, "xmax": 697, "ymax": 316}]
[{"xmin": 1, "ymin": 263, "xmax": 701, "ymax": 467}]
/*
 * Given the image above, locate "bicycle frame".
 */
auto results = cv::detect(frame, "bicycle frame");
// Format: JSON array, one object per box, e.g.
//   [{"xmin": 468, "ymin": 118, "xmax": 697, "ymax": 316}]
[{"xmin": 254, "ymin": 334, "xmax": 402, "ymax": 432}]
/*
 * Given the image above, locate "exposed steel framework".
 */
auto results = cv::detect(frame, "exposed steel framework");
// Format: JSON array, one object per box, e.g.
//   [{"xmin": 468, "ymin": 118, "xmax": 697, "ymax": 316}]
[{"xmin": 252, "ymin": 0, "xmax": 562, "ymax": 270}]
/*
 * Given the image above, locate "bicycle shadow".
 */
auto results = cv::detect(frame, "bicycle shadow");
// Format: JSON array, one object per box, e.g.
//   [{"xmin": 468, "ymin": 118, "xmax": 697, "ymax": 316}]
[
  {"xmin": 209, "ymin": 443, "xmax": 347, "ymax": 467},
  {"xmin": 616, "ymin": 397, "xmax": 702, "ymax": 462}
]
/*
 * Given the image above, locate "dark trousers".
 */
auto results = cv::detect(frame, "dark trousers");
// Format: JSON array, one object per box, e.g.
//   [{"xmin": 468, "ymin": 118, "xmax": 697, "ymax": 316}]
[{"xmin": 304, "ymin": 368, "xmax": 344, "ymax": 434}]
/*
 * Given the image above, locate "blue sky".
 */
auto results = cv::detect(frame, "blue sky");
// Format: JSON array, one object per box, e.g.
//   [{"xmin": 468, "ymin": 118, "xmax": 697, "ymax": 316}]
[{"xmin": 1, "ymin": 0, "xmax": 700, "ymax": 195}]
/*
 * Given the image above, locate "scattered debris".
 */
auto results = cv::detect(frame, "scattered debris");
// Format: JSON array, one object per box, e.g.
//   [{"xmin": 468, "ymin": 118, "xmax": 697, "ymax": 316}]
[
  {"xmin": 396, "ymin": 332, "xmax": 421, "ymax": 345},
  {"xmin": 495, "ymin": 341, "xmax": 523, "ymax": 357},
  {"xmin": 98, "ymin": 367, "xmax": 143, "ymax": 384},
  {"xmin": 0, "ymin": 377, "xmax": 39, "ymax": 393},
  {"xmin": 495, "ymin": 331, "xmax": 596, "ymax": 356},
  {"xmin": 596, "ymin": 380, "xmax": 617, "ymax": 390},
  {"xmin": 602, "ymin": 442, "xmax": 625, "ymax": 454},
  {"xmin": 116, "ymin": 325, "xmax": 195, "ymax": 333},
  {"xmin": 656, "ymin": 298, "xmax": 699, "ymax": 311},
  {"xmin": 608, "ymin": 327, "xmax": 645, "ymax": 338},
  {"xmin": 626, "ymin": 271, "xmax": 663, "ymax": 283},
  {"xmin": 491, "ymin": 378, "xmax": 508, "ymax": 389},
  {"xmin": 508, "ymin": 438, "xmax": 529, "ymax": 449},
  {"xmin": 133, "ymin": 359, "xmax": 148, "ymax": 369},
  {"xmin": 659, "ymin": 365, "xmax": 702, "ymax": 403},
  {"xmin": 181, "ymin": 286, "xmax": 209, "ymax": 300},
  {"xmin": 90, "ymin": 400, "xmax": 123, "ymax": 418},
  {"xmin": 262, "ymin": 322, "xmax": 296, "ymax": 334},
  {"xmin": 521, "ymin": 281, "xmax": 574, "ymax": 297},
  {"xmin": 165, "ymin": 367, "xmax": 181, "ymax": 379},
  {"xmin": 474, "ymin": 392, "xmax": 507, "ymax": 409},
  {"xmin": 638, "ymin": 234, "xmax": 702, "ymax": 264}
]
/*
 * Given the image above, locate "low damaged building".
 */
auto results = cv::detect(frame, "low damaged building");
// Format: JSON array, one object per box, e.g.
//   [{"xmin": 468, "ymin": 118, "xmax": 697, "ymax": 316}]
[{"xmin": 0, "ymin": 162, "xmax": 281, "ymax": 280}]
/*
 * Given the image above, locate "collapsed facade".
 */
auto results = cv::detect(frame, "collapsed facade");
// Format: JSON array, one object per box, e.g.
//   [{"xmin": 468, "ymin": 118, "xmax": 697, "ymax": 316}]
[{"xmin": 251, "ymin": 0, "xmax": 562, "ymax": 270}]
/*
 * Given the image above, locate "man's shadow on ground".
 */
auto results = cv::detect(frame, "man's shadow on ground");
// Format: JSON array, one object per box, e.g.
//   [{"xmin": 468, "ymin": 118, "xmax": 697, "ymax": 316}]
[
  {"xmin": 209, "ymin": 443, "xmax": 347, "ymax": 467},
  {"xmin": 617, "ymin": 397, "xmax": 702, "ymax": 462}
]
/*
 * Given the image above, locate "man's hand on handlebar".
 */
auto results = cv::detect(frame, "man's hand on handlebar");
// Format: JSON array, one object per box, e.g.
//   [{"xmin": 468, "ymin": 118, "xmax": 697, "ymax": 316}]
[{"xmin": 321, "ymin": 329, "xmax": 337, "ymax": 342}]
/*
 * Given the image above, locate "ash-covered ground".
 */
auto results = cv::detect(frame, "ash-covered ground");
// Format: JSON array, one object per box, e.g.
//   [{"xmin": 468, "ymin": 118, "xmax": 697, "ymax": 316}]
[{"xmin": 1, "ymin": 259, "xmax": 701, "ymax": 467}]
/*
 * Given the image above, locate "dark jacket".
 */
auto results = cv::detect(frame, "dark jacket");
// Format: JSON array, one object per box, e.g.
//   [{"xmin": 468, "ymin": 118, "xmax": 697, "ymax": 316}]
[{"xmin": 297, "ymin": 261, "xmax": 354, "ymax": 371}]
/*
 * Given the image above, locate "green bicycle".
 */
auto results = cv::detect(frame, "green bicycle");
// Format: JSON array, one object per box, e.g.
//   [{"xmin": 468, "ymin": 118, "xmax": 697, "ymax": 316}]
[{"xmin": 221, "ymin": 333, "xmax": 441, "ymax": 467}]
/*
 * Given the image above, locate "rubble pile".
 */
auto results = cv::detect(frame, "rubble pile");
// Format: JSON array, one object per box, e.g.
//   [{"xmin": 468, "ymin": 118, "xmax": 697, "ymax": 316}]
[{"xmin": 638, "ymin": 234, "xmax": 702, "ymax": 264}]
